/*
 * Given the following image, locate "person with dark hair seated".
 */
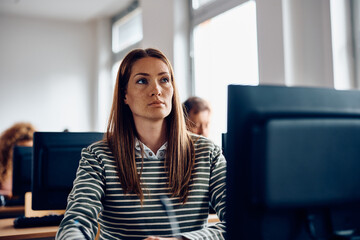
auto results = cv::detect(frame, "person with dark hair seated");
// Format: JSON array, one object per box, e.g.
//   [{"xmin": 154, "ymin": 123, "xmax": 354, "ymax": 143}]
[{"xmin": 0, "ymin": 122, "xmax": 36, "ymax": 199}]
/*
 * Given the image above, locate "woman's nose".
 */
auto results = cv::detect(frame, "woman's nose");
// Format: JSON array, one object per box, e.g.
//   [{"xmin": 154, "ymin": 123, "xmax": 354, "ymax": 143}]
[{"xmin": 150, "ymin": 82, "xmax": 161, "ymax": 96}]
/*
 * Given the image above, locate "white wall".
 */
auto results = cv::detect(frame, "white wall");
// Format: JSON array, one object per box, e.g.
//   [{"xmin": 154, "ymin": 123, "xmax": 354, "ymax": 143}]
[
  {"xmin": 255, "ymin": 0, "xmax": 286, "ymax": 85},
  {"xmin": 95, "ymin": 18, "xmax": 113, "ymax": 132},
  {"xmin": 140, "ymin": 0, "xmax": 191, "ymax": 102},
  {"xmin": 282, "ymin": 0, "xmax": 334, "ymax": 87},
  {"xmin": 140, "ymin": 0, "xmax": 175, "ymax": 62},
  {"xmin": 0, "ymin": 14, "xmax": 96, "ymax": 133},
  {"xmin": 0, "ymin": 0, "xmax": 192, "ymax": 135},
  {"xmin": 256, "ymin": 0, "xmax": 335, "ymax": 87},
  {"xmin": 0, "ymin": 0, "xmax": 354, "ymax": 134},
  {"xmin": 353, "ymin": 0, "xmax": 360, "ymax": 89}
]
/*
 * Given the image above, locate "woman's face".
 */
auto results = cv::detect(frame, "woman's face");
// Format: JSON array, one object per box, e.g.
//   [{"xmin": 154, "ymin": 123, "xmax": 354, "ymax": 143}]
[
  {"xmin": 17, "ymin": 140, "xmax": 33, "ymax": 147},
  {"xmin": 124, "ymin": 57, "xmax": 174, "ymax": 124},
  {"xmin": 188, "ymin": 109, "xmax": 211, "ymax": 137}
]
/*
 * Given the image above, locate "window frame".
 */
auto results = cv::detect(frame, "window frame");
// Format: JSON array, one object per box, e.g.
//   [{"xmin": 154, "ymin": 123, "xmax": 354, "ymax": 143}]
[
  {"xmin": 189, "ymin": 0, "xmax": 252, "ymax": 94},
  {"xmin": 111, "ymin": 0, "xmax": 142, "ymax": 65}
]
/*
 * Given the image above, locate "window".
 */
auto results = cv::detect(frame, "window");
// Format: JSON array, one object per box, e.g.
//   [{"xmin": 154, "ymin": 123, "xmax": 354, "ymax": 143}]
[
  {"xmin": 97, "ymin": 0, "xmax": 143, "ymax": 131},
  {"xmin": 330, "ymin": 0, "xmax": 355, "ymax": 90},
  {"xmin": 111, "ymin": 0, "xmax": 143, "ymax": 92},
  {"xmin": 192, "ymin": 0, "xmax": 259, "ymax": 145},
  {"xmin": 112, "ymin": 8, "xmax": 143, "ymax": 54},
  {"xmin": 192, "ymin": 0, "xmax": 216, "ymax": 9},
  {"xmin": 352, "ymin": 0, "xmax": 360, "ymax": 89}
]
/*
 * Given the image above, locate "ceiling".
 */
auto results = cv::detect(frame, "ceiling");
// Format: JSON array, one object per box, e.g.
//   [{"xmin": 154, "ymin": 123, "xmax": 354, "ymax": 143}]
[{"xmin": 0, "ymin": 0, "xmax": 133, "ymax": 22}]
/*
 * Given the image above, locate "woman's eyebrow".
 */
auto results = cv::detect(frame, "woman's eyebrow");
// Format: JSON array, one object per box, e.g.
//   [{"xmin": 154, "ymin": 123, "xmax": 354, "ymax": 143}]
[
  {"xmin": 158, "ymin": 72, "xmax": 169, "ymax": 76},
  {"xmin": 134, "ymin": 72, "xmax": 150, "ymax": 77},
  {"xmin": 133, "ymin": 72, "xmax": 169, "ymax": 77}
]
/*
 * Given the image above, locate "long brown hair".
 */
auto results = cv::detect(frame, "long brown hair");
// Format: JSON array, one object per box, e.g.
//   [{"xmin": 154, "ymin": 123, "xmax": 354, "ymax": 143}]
[
  {"xmin": 0, "ymin": 122, "xmax": 36, "ymax": 185},
  {"xmin": 106, "ymin": 48, "xmax": 195, "ymax": 203}
]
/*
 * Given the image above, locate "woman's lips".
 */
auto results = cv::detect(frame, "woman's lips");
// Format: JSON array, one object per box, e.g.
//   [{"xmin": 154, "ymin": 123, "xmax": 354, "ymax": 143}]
[{"xmin": 149, "ymin": 100, "xmax": 164, "ymax": 106}]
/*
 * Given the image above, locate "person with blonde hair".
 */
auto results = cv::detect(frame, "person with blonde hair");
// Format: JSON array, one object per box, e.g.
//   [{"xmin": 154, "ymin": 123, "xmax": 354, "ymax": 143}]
[
  {"xmin": 56, "ymin": 48, "xmax": 226, "ymax": 240},
  {"xmin": 0, "ymin": 122, "xmax": 36, "ymax": 198}
]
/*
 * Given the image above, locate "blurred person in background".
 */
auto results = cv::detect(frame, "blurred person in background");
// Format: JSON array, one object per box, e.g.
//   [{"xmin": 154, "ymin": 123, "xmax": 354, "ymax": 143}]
[
  {"xmin": 0, "ymin": 122, "xmax": 36, "ymax": 198},
  {"xmin": 184, "ymin": 97, "xmax": 218, "ymax": 214},
  {"xmin": 183, "ymin": 96, "xmax": 211, "ymax": 138}
]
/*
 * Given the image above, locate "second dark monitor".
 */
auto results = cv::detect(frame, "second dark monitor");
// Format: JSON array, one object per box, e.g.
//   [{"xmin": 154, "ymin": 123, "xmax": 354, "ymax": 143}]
[{"xmin": 31, "ymin": 132, "xmax": 104, "ymax": 210}]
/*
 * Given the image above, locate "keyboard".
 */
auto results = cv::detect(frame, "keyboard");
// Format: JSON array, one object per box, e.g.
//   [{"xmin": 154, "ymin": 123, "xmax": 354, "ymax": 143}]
[
  {"xmin": 4, "ymin": 197, "xmax": 25, "ymax": 206},
  {"xmin": 0, "ymin": 194, "xmax": 25, "ymax": 206},
  {"xmin": 13, "ymin": 214, "xmax": 64, "ymax": 228}
]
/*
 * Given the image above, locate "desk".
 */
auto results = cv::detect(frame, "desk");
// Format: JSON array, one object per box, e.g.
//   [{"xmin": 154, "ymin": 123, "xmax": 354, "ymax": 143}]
[
  {"xmin": 208, "ymin": 214, "xmax": 220, "ymax": 223},
  {"xmin": 0, "ymin": 206, "xmax": 24, "ymax": 218},
  {"xmin": 0, "ymin": 218, "xmax": 58, "ymax": 240}
]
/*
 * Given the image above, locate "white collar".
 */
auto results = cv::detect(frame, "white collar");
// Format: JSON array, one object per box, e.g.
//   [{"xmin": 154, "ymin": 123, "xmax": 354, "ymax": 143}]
[{"xmin": 135, "ymin": 138, "xmax": 167, "ymax": 159}]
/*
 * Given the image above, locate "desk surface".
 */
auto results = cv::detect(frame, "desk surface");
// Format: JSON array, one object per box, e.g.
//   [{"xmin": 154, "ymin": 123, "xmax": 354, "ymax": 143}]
[
  {"xmin": 0, "ymin": 206, "xmax": 24, "ymax": 219},
  {"xmin": 0, "ymin": 206, "xmax": 24, "ymax": 215},
  {"xmin": 0, "ymin": 218, "xmax": 58, "ymax": 240}
]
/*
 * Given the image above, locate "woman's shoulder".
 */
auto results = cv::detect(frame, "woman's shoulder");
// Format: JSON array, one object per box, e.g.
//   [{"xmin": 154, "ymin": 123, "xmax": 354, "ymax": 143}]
[
  {"xmin": 189, "ymin": 133, "xmax": 216, "ymax": 148},
  {"xmin": 86, "ymin": 140, "xmax": 113, "ymax": 158},
  {"xmin": 87, "ymin": 139, "xmax": 108, "ymax": 149},
  {"xmin": 189, "ymin": 133, "xmax": 222, "ymax": 154},
  {"xmin": 189, "ymin": 133, "xmax": 226, "ymax": 167}
]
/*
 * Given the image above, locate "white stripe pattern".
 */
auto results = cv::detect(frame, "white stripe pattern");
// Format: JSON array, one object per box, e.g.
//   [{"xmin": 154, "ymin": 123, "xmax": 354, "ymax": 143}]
[{"xmin": 56, "ymin": 134, "xmax": 226, "ymax": 240}]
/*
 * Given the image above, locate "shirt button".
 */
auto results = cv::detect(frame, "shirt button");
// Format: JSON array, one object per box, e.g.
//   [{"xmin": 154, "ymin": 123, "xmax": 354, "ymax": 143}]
[
  {"xmin": 149, "ymin": 152, "xmax": 153, "ymax": 156},
  {"xmin": 160, "ymin": 152, "xmax": 164, "ymax": 157}
]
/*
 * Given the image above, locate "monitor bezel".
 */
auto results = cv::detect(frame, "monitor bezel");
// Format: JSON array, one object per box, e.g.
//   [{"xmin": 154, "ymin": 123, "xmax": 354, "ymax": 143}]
[
  {"xmin": 31, "ymin": 132, "xmax": 104, "ymax": 210},
  {"xmin": 226, "ymin": 85, "xmax": 360, "ymax": 239},
  {"xmin": 12, "ymin": 146, "xmax": 33, "ymax": 197}
]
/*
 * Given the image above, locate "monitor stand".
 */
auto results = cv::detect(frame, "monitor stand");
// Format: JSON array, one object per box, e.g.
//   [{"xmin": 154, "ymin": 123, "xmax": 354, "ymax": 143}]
[{"xmin": 24, "ymin": 192, "xmax": 65, "ymax": 217}]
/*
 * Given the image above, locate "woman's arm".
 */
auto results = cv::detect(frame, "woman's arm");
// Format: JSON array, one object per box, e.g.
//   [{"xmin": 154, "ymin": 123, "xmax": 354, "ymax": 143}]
[
  {"xmin": 56, "ymin": 146, "xmax": 105, "ymax": 240},
  {"xmin": 181, "ymin": 144, "xmax": 227, "ymax": 240}
]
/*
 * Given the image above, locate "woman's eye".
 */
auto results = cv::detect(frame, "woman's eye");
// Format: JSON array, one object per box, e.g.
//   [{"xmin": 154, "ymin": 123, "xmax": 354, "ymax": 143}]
[
  {"xmin": 136, "ymin": 78, "xmax": 148, "ymax": 84},
  {"xmin": 161, "ymin": 77, "xmax": 170, "ymax": 83}
]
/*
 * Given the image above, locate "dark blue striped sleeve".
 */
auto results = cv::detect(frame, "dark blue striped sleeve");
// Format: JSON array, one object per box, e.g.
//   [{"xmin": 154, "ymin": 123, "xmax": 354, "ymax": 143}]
[
  {"xmin": 182, "ymin": 143, "xmax": 227, "ymax": 240},
  {"xmin": 56, "ymin": 146, "xmax": 105, "ymax": 240}
]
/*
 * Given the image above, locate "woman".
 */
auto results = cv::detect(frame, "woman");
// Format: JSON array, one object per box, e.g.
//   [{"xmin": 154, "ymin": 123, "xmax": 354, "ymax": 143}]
[
  {"xmin": 0, "ymin": 122, "xmax": 36, "ymax": 198},
  {"xmin": 56, "ymin": 48, "xmax": 226, "ymax": 240}
]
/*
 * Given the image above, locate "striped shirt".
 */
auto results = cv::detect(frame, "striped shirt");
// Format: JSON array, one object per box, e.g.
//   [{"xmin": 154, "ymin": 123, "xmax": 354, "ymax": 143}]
[{"xmin": 56, "ymin": 134, "xmax": 226, "ymax": 240}]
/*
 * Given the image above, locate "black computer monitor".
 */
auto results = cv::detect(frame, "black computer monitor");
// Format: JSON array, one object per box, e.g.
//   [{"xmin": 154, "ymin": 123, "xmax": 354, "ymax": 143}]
[
  {"xmin": 226, "ymin": 85, "xmax": 360, "ymax": 239},
  {"xmin": 12, "ymin": 146, "xmax": 32, "ymax": 198},
  {"xmin": 221, "ymin": 133, "xmax": 227, "ymax": 158},
  {"xmin": 31, "ymin": 132, "xmax": 104, "ymax": 210}
]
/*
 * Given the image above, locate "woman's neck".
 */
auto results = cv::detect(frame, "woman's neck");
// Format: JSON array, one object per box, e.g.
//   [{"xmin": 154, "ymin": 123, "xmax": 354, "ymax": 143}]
[{"xmin": 134, "ymin": 119, "xmax": 167, "ymax": 154}]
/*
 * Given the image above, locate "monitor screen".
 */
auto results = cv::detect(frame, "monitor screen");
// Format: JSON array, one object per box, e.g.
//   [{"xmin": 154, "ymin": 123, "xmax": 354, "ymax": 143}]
[
  {"xmin": 226, "ymin": 85, "xmax": 360, "ymax": 239},
  {"xmin": 32, "ymin": 132, "xmax": 104, "ymax": 210},
  {"xmin": 12, "ymin": 146, "xmax": 32, "ymax": 197}
]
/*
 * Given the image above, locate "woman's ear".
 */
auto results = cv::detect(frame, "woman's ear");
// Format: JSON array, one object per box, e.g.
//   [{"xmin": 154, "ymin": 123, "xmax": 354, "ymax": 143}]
[{"xmin": 121, "ymin": 88, "xmax": 127, "ymax": 103}]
